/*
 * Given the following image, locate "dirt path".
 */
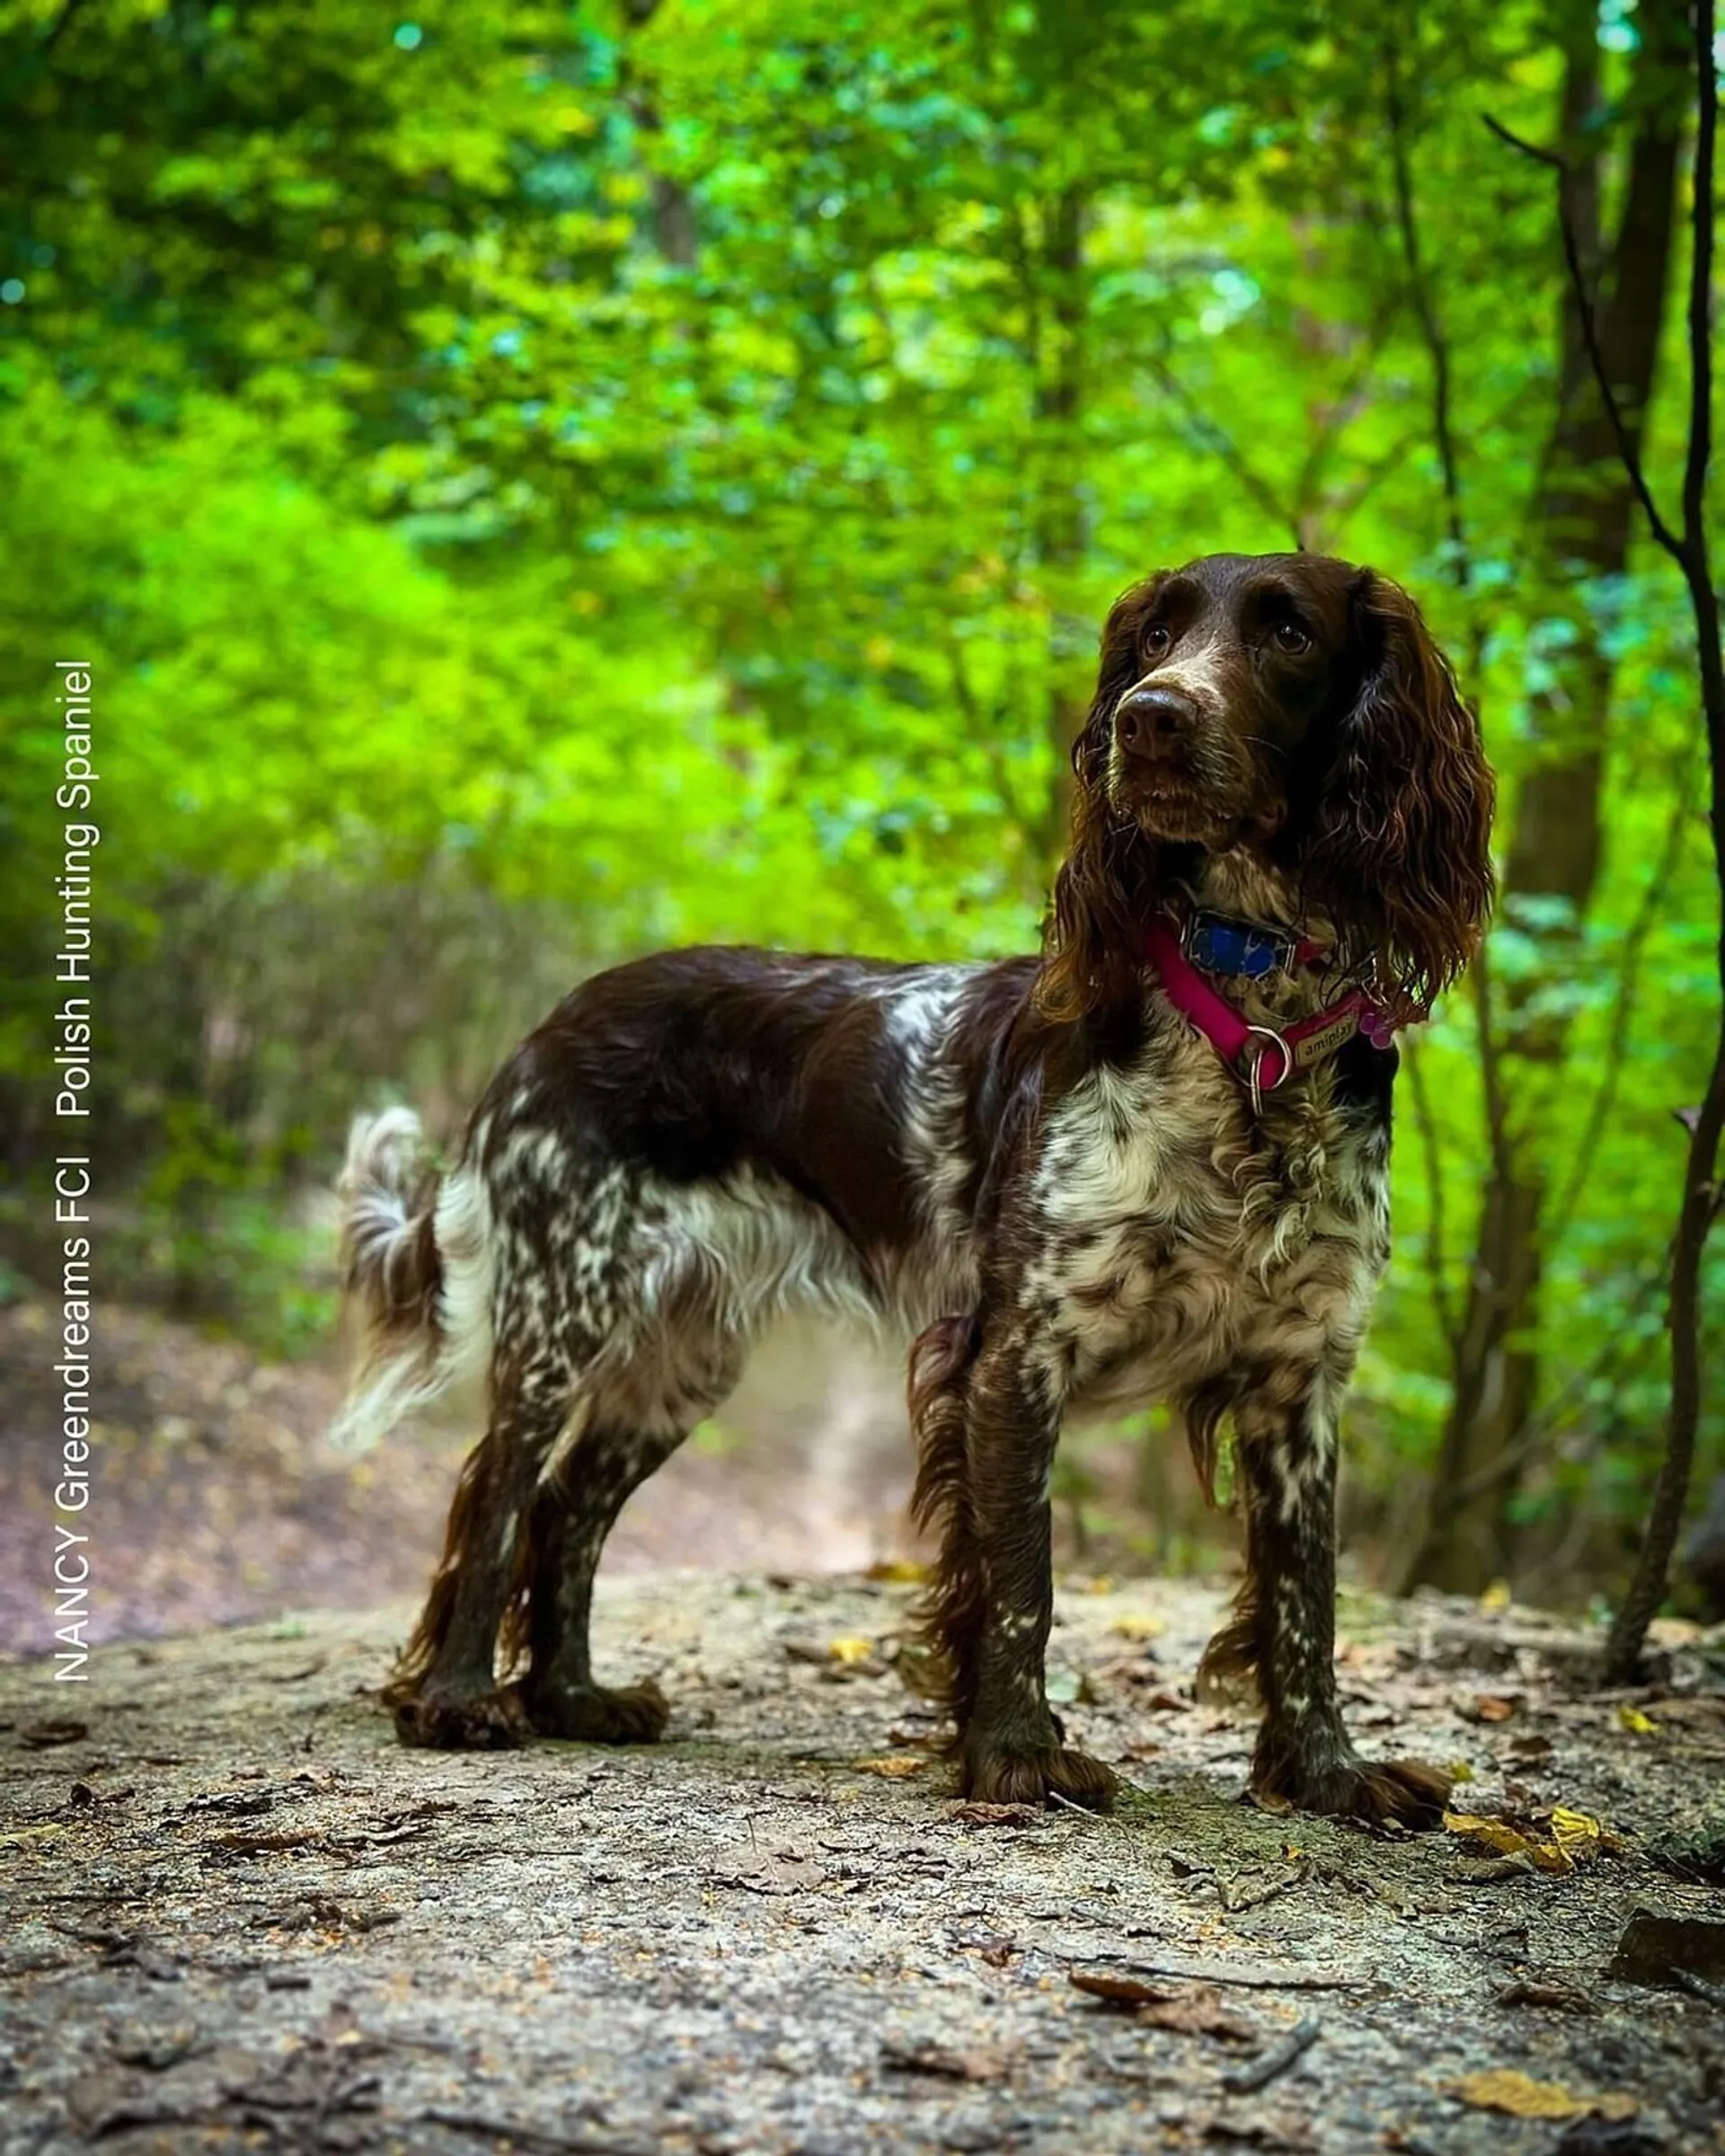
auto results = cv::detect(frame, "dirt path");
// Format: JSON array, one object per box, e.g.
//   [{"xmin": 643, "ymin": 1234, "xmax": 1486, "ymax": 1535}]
[
  {"xmin": 0, "ymin": 1294, "xmax": 917, "ymax": 1654},
  {"xmin": 4, "ymin": 1574, "xmax": 1724, "ymax": 2154}
]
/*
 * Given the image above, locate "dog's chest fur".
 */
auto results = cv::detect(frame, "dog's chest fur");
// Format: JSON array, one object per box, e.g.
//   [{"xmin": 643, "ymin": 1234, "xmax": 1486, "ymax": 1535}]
[{"xmin": 1024, "ymin": 1019, "xmax": 1391, "ymax": 1414}]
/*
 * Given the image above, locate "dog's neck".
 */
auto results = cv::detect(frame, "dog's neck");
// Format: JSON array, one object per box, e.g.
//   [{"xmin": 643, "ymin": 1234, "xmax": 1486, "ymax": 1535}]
[
  {"xmin": 1163, "ymin": 846, "xmax": 1354, "ymax": 1030},
  {"xmin": 1178, "ymin": 848, "xmax": 1309, "ymax": 934}
]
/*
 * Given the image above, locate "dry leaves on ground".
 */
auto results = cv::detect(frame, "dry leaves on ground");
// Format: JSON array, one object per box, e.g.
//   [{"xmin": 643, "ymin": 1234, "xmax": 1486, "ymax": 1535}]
[
  {"xmin": 1443, "ymin": 1805, "xmax": 1622, "ymax": 1875},
  {"xmin": 1446, "ymin": 2069, "xmax": 1637, "ymax": 2122},
  {"xmin": 1069, "ymin": 1970, "xmax": 1256, "ymax": 2041}
]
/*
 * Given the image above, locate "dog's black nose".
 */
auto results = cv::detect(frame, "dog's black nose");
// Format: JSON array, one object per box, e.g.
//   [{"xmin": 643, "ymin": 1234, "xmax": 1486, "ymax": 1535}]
[{"xmin": 1116, "ymin": 685, "xmax": 1199, "ymax": 750}]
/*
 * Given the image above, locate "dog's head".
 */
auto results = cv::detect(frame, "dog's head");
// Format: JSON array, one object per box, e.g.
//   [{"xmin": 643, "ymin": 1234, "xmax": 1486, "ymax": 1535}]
[{"xmin": 1040, "ymin": 552, "xmax": 1495, "ymax": 1027}]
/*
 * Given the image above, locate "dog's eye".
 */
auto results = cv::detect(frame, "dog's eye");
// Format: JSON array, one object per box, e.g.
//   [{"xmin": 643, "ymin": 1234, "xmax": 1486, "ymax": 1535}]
[
  {"xmin": 1271, "ymin": 620, "xmax": 1312, "ymax": 654},
  {"xmin": 1142, "ymin": 623, "xmax": 1172, "ymax": 656}
]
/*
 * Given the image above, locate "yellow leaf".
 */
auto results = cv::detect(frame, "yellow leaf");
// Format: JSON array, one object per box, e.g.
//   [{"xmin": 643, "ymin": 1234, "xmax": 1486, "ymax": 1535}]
[
  {"xmin": 1549, "ymin": 1805, "xmax": 1621, "ymax": 1860},
  {"xmin": 1110, "ymin": 1614, "xmax": 1164, "ymax": 1640},
  {"xmin": 1478, "ymin": 1579, "xmax": 1513, "ymax": 1613},
  {"xmin": 1442, "ymin": 1811, "xmax": 1569, "ymax": 1873},
  {"xmin": 864, "ymin": 1560, "xmax": 927, "ymax": 1585},
  {"xmin": 1446, "ymin": 2070, "xmax": 1636, "ymax": 2122},
  {"xmin": 852, "ymin": 1755, "xmax": 924, "ymax": 1778},
  {"xmin": 1444, "ymin": 1804, "xmax": 1621, "ymax": 1874},
  {"xmin": 0, "ymin": 1825, "xmax": 64, "ymax": 1848},
  {"xmin": 1616, "ymin": 1704, "xmax": 1658, "ymax": 1736},
  {"xmin": 1446, "ymin": 1759, "xmax": 1475, "ymax": 1784},
  {"xmin": 828, "ymin": 1636, "xmax": 875, "ymax": 1665}
]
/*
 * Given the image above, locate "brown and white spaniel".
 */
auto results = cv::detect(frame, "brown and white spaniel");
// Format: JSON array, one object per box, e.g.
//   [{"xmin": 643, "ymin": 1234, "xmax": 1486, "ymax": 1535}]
[{"xmin": 333, "ymin": 550, "xmax": 1494, "ymax": 1825}]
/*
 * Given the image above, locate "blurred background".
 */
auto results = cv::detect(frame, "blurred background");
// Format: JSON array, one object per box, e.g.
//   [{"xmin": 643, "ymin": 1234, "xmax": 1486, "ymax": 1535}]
[{"xmin": 1, "ymin": 0, "xmax": 1721, "ymax": 1652}]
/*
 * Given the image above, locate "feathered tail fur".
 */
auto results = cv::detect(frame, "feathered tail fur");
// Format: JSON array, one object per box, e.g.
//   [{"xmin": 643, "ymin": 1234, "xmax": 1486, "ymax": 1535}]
[{"xmin": 330, "ymin": 1107, "xmax": 495, "ymax": 1452}]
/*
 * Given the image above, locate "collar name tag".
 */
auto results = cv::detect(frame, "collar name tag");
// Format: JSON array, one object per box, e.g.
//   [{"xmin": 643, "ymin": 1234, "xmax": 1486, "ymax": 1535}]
[{"xmin": 1293, "ymin": 1009, "xmax": 1362, "ymax": 1068}]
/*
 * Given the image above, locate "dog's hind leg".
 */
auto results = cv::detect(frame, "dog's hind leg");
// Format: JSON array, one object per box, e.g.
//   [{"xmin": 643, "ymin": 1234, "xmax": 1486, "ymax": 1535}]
[
  {"xmin": 385, "ymin": 1366, "xmax": 574, "ymax": 1749},
  {"xmin": 385, "ymin": 1133, "xmax": 624, "ymax": 1750},
  {"xmin": 520, "ymin": 1332, "xmax": 744, "ymax": 1745}
]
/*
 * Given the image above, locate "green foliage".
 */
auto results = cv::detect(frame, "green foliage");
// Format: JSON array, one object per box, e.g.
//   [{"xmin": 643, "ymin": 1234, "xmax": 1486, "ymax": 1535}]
[{"xmin": 0, "ymin": 0, "xmax": 1718, "ymax": 1571}]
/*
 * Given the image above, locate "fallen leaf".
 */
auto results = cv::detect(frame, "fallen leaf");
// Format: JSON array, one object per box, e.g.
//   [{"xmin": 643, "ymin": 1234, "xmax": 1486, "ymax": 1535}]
[
  {"xmin": 1549, "ymin": 1806, "xmax": 1621, "ymax": 1862},
  {"xmin": 1065, "ymin": 1975, "xmax": 1251, "ymax": 2035},
  {"xmin": 880, "ymin": 2042, "xmax": 1001, "ymax": 2081},
  {"xmin": 1443, "ymin": 1806, "xmax": 1620, "ymax": 1875},
  {"xmin": 1446, "ymin": 2070, "xmax": 1635, "ymax": 2122},
  {"xmin": 1071, "ymin": 1969, "xmax": 1178, "ymax": 2007},
  {"xmin": 864, "ymin": 1560, "xmax": 927, "ymax": 1585},
  {"xmin": 1139, "ymin": 1985, "xmax": 1256, "ymax": 2042},
  {"xmin": 947, "ymin": 1801, "xmax": 1043, "ymax": 1827},
  {"xmin": 1478, "ymin": 1580, "xmax": 1513, "ymax": 1614},
  {"xmin": 1453, "ymin": 1854, "xmax": 1542, "ymax": 1882},
  {"xmin": 1495, "ymin": 1979, "xmax": 1597, "ymax": 2013},
  {"xmin": 852, "ymin": 1754, "xmax": 923, "ymax": 1778},
  {"xmin": 0, "ymin": 1824, "xmax": 65, "ymax": 1848},
  {"xmin": 1443, "ymin": 1814, "xmax": 1561, "ymax": 1869},
  {"xmin": 1616, "ymin": 1705, "xmax": 1659, "ymax": 1736},
  {"xmin": 1070, "ymin": 1970, "xmax": 1253, "ymax": 2039},
  {"xmin": 828, "ymin": 1636, "xmax": 875, "ymax": 1665},
  {"xmin": 1111, "ymin": 1614, "xmax": 1164, "ymax": 1640},
  {"xmin": 1473, "ymin": 1694, "xmax": 1517, "ymax": 1724}
]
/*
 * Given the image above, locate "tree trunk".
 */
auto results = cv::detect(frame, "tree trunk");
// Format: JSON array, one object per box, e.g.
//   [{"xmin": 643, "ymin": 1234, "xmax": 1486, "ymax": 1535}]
[
  {"xmin": 1405, "ymin": 2, "xmax": 1685, "ymax": 1594},
  {"xmin": 622, "ymin": 0, "xmax": 697, "ymax": 267}
]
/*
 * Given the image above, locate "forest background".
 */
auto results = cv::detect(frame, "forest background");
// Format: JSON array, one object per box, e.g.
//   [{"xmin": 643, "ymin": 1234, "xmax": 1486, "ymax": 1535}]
[{"xmin": 1, "ymin": 0, "xmax": 1720, "ymax": 1620}]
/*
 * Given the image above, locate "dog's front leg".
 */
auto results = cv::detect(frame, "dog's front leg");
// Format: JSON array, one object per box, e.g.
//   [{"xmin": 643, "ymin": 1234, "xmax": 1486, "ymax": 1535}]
[
  {"xmin": 1214, "ymin": 1371, "xmax": 1449, "ymax": 1828},
  {"xmin": 959, "ymin": 1319, "xmax": 1117, "ymax": 1812}
]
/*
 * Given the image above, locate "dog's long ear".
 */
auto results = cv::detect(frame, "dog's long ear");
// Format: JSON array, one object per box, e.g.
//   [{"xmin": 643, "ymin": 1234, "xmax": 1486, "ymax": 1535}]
[
  {"xmin": 1036, "ymin": 578, "xmax": 1166, "ymax": 1029},
  {"xmin": 1303, "ymin": 572, "xmax": 1495, "ymax": 1010}
]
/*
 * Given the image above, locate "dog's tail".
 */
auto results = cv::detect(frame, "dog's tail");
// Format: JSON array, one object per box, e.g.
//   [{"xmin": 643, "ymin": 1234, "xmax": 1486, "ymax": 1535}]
[{"xmin": 329, "ymin": 1107, "xmax": 495, "ymax": 1452}]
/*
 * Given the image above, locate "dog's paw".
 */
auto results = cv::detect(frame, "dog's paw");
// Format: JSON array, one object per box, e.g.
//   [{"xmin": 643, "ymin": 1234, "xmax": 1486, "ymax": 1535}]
[
  {"xmin": 1257, "ymin": 1750, "xmax": 1450, "ymax": 1830},
  {"xmin": 393, "ymin": 1684, "xmax": 530, "ymax": 1751},
  {"xmin": 963, "ymin": 1736, "xmax": 1118, "ymax": 1813},
  {"xmin": 523, "ymin": 1678, "xmax": 669, "ymax": 1745}
]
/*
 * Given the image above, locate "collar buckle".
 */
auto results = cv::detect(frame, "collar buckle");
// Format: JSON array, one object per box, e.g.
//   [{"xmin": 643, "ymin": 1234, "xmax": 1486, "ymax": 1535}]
[{"xmin": 1239, "ymin": 1024, "xmax": 1290, "ymax": 1118}]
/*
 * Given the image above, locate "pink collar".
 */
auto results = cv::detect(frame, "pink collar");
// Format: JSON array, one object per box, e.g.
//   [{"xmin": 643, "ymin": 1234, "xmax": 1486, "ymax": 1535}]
[{"xmin": 1143, "ymin": 916, "xmax": 1398, "ymax": 1111}]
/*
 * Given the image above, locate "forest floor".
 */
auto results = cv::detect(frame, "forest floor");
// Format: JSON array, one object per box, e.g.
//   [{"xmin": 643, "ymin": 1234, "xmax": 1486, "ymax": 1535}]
[{"xmin": 4, "ymin": 1572, "xmax": 1725, "ymax": 2156}]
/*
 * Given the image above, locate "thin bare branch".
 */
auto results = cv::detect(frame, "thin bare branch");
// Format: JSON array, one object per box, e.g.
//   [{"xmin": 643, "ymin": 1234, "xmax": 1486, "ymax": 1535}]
[
  {"xmin": 1141, "ymin": 351, "xmax": 1301, "ymax": 545},
  {"xmin": 1483, "ymin": 113, "xmax": 1685, "ymax": 561},
  {"xmin": 1546, "ymin": 778, "xmax": 1696, "ymax": 1243},
  {"xmin": 1402, "ymin": 1038, "xmax": 1460, "ymax": 1355},
  {"xmin": 1604, "ymin": 0, "xmax": 1725, "ymax": 1680},
  {"xmin": 1447, "ymin": 1250, "xmax": 1671, "ymax": 1511},
  {"xmin": 1385, "ymin": 40, "xmax": 1469, "ymax": 585}
]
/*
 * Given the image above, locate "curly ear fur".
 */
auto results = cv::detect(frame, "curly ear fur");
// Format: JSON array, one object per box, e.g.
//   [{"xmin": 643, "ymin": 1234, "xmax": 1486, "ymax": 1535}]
[
  {"xmin": 1035, "ymin": 578, "xmax": 1167, "ymax": 1029},
  {"xmin": 1302, "ymin": 573, "xmax": 1495, "ymax": 1010}
]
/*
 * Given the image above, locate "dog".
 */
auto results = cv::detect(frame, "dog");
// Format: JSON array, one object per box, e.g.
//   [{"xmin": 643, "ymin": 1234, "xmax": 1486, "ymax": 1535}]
[{"xmin": 332, "ymin": 550, "xmax": 1493, "ymax": 1823}]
